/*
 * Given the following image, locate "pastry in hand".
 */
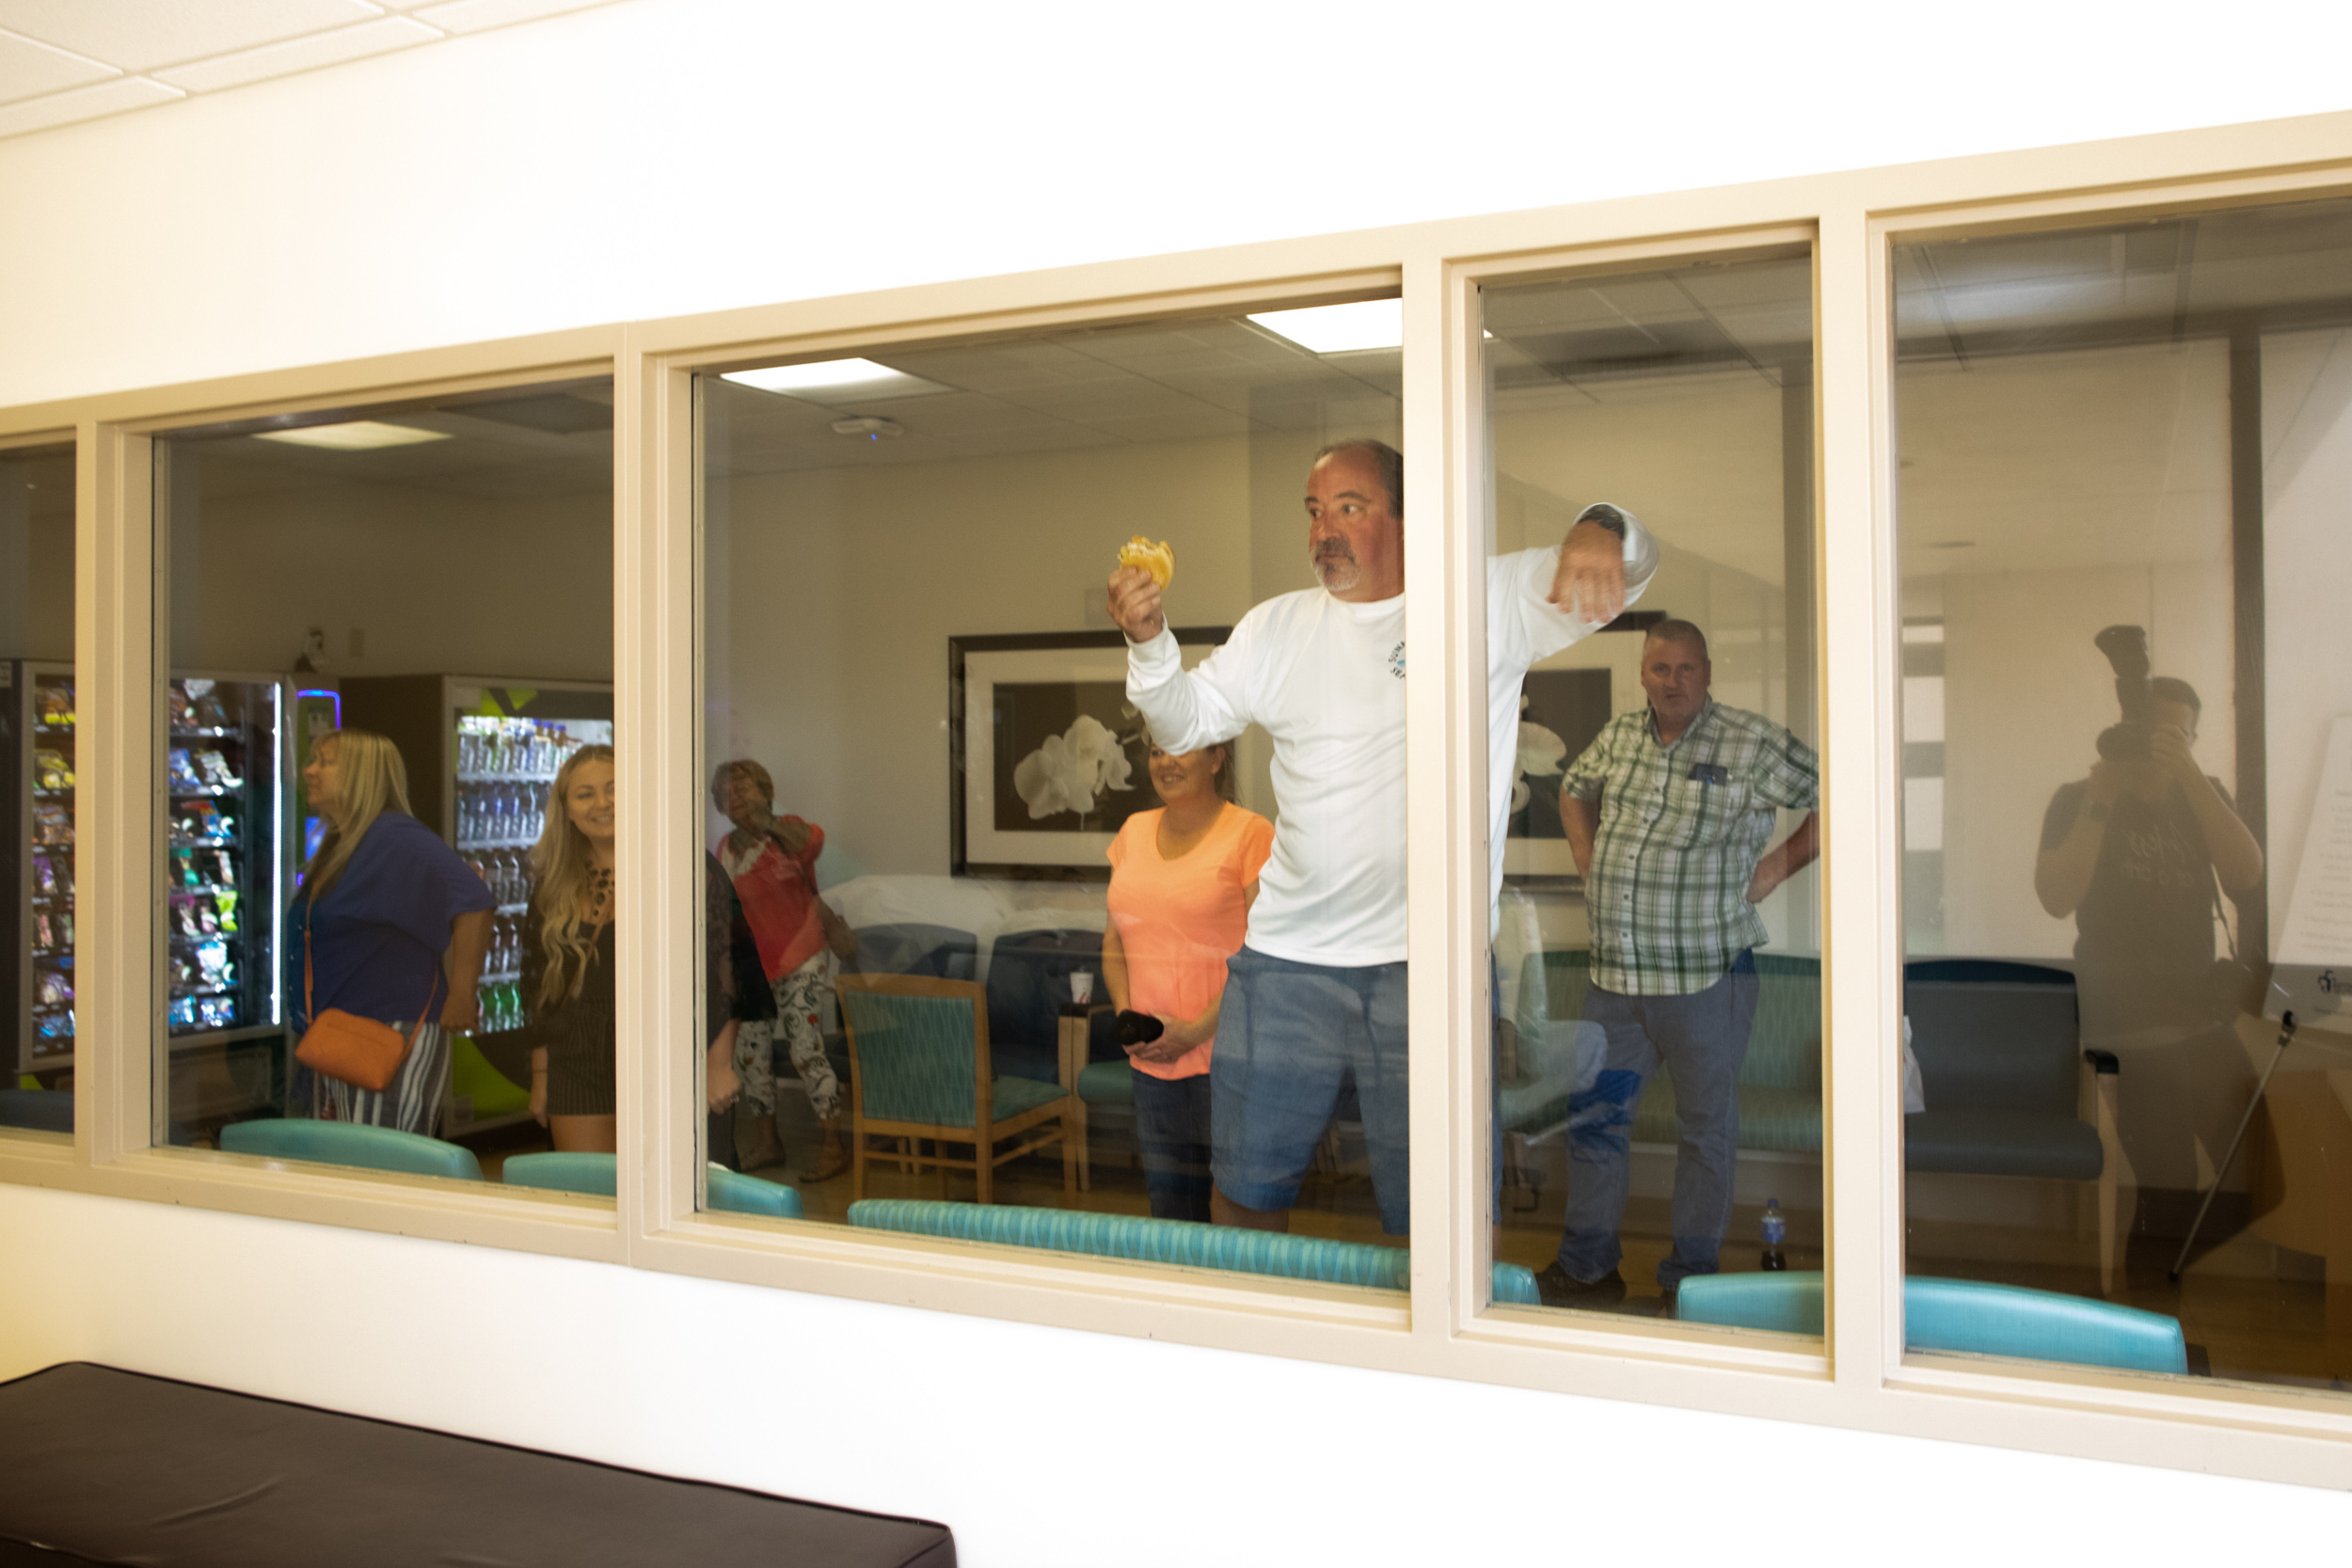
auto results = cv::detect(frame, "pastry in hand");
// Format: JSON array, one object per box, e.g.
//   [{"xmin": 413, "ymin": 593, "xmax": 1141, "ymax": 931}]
[{"xmin": 1116, "ymin": 535, "xmax": 1176, "ymax": 590}]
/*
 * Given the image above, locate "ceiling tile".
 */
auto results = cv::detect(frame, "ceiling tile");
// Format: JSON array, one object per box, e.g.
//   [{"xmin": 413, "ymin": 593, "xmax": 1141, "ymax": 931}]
[
  {"xmin": 154, "ymin": 17, "xmax": 437, "ymax": 94},
  {"xmin": 412, "ymin": 0, "xmax": 615, "ymax": 34},
  {"xmin": 0, "ymin": 27, "xmax": 113, "ymax": 104},
  {"xmin": 0, "ymin": 0, "xmax": 380, "ymax": 73},
  {"xmin": 0, "ymin": 71, "xmax": 175, "ymax": 136}
]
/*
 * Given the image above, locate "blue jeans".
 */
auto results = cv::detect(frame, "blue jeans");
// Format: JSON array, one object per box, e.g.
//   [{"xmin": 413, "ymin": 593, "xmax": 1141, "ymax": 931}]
[
  {"xmin": 1212, "ymin": 946, "xmax": 1412, "ymax": 1234},
  {"xmin": 1131, "ymin": 1069, "xmax": 1214, "ymax": 1222},
  {"xmin": 1557, "ymin": 950, "xmax": 1758, "ymax": 1288}
]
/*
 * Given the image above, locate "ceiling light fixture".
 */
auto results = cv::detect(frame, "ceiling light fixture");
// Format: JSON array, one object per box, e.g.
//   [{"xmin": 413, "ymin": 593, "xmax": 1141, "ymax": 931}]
[
  {"xmin": 831, "ymin": 416, "xmax": 905, "ymax": 440},
  {"xmin": 253, "ymin": 421, "xmax": 452, "ymax": 451},
  {"xmin": 1248, "ymin": 299, "xmax": 1405, "ymax": 354},
  {"xmin": 724, "ymin": 358, "xmax": 950, "ymax": 404}
]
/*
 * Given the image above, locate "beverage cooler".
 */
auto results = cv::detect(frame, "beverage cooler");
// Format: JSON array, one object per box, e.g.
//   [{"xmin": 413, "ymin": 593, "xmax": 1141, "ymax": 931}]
[
  {"xmin": 342, "ymin": 675, "xmax": 612, "ymax": 1136},
  {"xmin": 7, "ymin": 662, "xmax": 78, "ymax": 1082}
]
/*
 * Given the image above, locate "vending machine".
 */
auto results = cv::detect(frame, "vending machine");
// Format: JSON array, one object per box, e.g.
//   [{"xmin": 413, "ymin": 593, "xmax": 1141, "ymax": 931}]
[
  {"xmin": 7, "ymin": 661, "xmax": 78, "ymax": 1082},
  {"xmin": 164, "ymin": 673, "xmax": 294, "ymax": 1060},
  {"xmin": 341, "ymin": 675, "xmax": 612, "ymax": 1136}
]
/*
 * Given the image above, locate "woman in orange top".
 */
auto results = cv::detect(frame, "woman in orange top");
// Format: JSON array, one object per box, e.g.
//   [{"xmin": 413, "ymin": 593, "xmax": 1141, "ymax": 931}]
[{"xmin": 1101, "ymin": 736, "xmax": 1273, "ymax": 1222}]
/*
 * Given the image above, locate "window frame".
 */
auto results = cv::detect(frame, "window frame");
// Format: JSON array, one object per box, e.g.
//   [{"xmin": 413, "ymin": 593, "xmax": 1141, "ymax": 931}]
[{"xmin": 0, "ymin": 118, "xmax": 2344, "ymax": 1486}]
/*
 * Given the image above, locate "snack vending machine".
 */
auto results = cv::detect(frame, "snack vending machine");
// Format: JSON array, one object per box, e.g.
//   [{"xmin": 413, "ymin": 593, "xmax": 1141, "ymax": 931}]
[
  {"xmin": 165, "ymin": 673, "xmax": 291, "ymax": 1053},
  {"xmin": 341, "ymin": 675, "xmax": 612, "ymax": 1135},
  {"xmin": 8, "ymin": 662, "xmax": 78, "ymax": 1080}
]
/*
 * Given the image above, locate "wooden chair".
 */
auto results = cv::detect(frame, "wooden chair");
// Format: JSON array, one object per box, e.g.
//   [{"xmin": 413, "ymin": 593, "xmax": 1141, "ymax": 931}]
[{"xmin": 837, "ymin": 974, "xmax": 1076, "ymax": 1206}]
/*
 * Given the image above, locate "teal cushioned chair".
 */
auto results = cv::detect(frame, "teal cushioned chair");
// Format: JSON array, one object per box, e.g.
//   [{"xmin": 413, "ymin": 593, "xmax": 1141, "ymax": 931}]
[
  {"xmin": 501, "ymin": 1151, "xmax": 803, "ymax": 1218},
  {"xmin": 848, "ymin": 1198, "xmax": 1542, "ymax": 1304},
  {"xmin": 218, "ymin": 1118, "xmax": 484, "ymax": 1181},
  {"xmin": 837, "ymin": 974, "xmax": 1075, "ymax": 1206},
  {"xmin": 1676, "ymin": 1271, "xmax": 2187, "ymax": 1374},
  {"xmin": 1504, "ymin": 950, "xmax": 1823, "ymax": 1154}
]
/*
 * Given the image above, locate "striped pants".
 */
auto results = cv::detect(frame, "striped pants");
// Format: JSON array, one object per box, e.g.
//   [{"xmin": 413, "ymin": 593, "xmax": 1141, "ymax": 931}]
[{"xmin": 311, "ymin": 1020, "xmax": 450, "ymax": 1136}]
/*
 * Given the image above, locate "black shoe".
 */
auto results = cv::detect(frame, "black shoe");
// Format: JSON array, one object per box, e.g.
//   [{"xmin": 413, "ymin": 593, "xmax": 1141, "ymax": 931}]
[{"xmin": 1534, "ymin": 1262, "xmax": 1627, "ymax": 1308}]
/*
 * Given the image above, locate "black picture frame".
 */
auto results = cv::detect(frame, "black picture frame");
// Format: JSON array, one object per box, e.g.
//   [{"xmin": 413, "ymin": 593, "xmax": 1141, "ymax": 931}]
[{"xmin": 949, "ymin": 627, "xmax": 1231, "ymax": 879}]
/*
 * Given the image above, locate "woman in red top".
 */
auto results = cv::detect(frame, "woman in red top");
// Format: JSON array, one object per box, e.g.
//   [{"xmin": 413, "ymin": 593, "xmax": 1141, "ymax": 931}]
[
  {"xmin": 714, "ymin": 760, "xmax": 850, "ymax": 1179},
  {"xmin": 1102, "ymin": 737, "xmax": 1273, "ymax": 1222}
]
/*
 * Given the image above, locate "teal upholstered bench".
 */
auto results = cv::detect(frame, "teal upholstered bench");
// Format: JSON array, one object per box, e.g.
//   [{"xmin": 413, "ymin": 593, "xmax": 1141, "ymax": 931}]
[
  {"xmin": 849, "ymin": 1199, "xmax": 1542, "ymax": 1305},
  {"xmin": 501, "ymin": 1151, "xmax": 805, "ymax": 1218},
  {"xmin": 1676, "ymin": 1270, "xmax": 2187, "ymax": 1374}
]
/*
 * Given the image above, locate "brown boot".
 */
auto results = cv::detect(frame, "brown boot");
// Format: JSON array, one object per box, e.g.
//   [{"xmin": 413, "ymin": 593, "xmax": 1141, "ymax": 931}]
[{"xmin": 803, "ymin": 1120, "xmax": 850, "ymax": 1181}]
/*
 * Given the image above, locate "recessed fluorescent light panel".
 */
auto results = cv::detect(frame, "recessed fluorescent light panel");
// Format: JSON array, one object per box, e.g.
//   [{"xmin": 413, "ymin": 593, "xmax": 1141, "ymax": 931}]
[
  {"xmin": 1248, "ymin": 299, "xmax": 1404, "ymax": 354},
  {"xmin": 722, "ymin": 357, "xmax": 953, "ymax": 405},
  {"xmin": 253, "ymin": 421, "xmax": 452, "ymax": 451}
]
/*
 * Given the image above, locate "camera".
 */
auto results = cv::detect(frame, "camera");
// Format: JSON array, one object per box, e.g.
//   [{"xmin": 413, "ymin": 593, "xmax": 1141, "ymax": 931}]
[{"xmin": 2093, "ymin": 624, "xmax": 2153, "ymax": 762}]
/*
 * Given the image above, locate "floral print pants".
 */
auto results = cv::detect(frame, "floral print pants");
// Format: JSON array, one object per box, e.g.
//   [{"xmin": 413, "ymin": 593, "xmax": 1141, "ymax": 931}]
[{"xmin": 736, "ymin": 948, "xmax": 841, "ymax": 1121}]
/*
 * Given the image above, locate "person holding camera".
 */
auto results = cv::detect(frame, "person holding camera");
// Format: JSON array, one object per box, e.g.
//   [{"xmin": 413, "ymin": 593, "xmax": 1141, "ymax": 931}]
[{"xmin": 2034, "ymin": 669, "xmax": 2263, "ymax": 1261}]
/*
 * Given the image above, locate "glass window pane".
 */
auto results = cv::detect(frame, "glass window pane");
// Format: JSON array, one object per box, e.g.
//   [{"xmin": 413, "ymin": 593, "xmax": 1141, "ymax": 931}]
[
  {"xmin": 157, "ymin": 381, "xmax": 612, "ymax": 1192},
  {"xmin": 696, "ymin": 304, "xmax": 1426, "ymax": 1287},
  {"xmin": 1897, "ymin": 198, "xmax": 2352, "ymax": 1389},
  {"xmin": 3, "ymin": 440, "xmax": 75, "ymax": 1140},
  {"xmin": 1484, "ymin": 250, "xmax": 1824, "ymax": 1334}
]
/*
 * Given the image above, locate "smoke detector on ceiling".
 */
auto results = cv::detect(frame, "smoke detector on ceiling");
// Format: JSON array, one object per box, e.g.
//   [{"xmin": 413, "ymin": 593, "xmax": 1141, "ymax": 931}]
[{"xmin": 831, "ymin": 416, "xmax": 905, "ymax": 440}]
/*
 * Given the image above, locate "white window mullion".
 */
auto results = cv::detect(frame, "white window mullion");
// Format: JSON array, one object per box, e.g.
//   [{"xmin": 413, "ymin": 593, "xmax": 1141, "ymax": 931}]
[
  {"xmin": 78, "ymin": 422, "xmax": 156, "ymax": 1165},
  {"xmin": 1818, "ymin": 208, "xmax": 1904, "ymax": 1393}
]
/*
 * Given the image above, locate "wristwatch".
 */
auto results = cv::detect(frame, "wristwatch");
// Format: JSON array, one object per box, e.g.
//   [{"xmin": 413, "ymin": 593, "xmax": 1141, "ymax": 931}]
[{"xmin": 1575, "ymin": 502, "xmax": 1629, "ymax": 539}]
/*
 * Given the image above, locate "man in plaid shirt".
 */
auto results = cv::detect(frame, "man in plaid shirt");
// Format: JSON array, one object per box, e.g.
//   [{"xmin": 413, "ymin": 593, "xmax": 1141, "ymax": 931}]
[{"xmin": 1537, "ymin": 619, "xmax": 1820, "ymax": 1308}]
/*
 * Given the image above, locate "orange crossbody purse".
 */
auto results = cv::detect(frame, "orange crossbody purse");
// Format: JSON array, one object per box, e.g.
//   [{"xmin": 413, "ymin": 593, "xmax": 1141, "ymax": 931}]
[{"xmin": 294, "ymin": 900, "xmax": 431, "ymax": 1093}]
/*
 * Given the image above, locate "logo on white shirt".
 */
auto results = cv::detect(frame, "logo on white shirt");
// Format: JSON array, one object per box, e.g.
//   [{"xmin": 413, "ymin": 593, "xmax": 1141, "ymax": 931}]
[{"xmin": 1389, "ymin": 641, "xmax": 1406, "ymax": 679}]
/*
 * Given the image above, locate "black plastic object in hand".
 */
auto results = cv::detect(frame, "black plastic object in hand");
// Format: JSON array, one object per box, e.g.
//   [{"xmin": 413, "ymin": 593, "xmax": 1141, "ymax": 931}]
[{"xmin": 1116, "ymin": 1009, "xmax": 1165, "ymax": 1047}]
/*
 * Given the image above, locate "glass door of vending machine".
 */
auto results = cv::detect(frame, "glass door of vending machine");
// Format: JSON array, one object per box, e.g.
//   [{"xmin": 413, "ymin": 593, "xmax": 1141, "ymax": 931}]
[
  {"xmin": 164, "ymin": 673, "xmax": 292, "ymax": 1131},
  {"xmin": 13, "ymin": 662, "xmax": 78, "ymax": 1082}
]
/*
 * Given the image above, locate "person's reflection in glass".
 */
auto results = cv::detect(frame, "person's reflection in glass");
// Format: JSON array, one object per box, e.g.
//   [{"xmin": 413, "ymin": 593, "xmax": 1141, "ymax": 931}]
[
  {"xmin": 1100, "ymin": 737, "xmax": 1273, "ymax": 1222},
  {"xmin": 2033, "ymin": 677, "xmax": 2264, "ymax": 1273},
  {"xmin": 523, "ymin": 746, "xmax": 619, "ymax": 1152},
  {"xmin": 712, "ymin": 761, "xmax": 850, "ymax": 1180},
  {"xmin": 291, "ymin": 729, "xmax": 494, "ymax": 1133}
]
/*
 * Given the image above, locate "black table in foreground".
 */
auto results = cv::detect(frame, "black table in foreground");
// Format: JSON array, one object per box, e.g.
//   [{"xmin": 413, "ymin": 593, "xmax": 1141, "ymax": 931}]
[{"xmin": 0, "ymin": 1364, "xmax": 954, "ymax": 1568}]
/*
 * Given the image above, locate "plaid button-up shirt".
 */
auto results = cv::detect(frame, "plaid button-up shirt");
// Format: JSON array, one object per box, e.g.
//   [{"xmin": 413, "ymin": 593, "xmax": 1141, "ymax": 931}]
[{"xmin": 1564, "ymin": 699, "xmax": 1820, "ymax": 995}]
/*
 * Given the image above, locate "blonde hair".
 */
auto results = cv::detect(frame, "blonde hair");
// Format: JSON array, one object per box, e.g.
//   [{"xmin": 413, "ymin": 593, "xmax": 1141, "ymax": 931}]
[
  {"xmin": 529, "ymin": 743, "xmax": 615, "ymax": 1008},
  {"xmin": 302, "ymin": 729, "xmax": 413, "ymax": 903}
]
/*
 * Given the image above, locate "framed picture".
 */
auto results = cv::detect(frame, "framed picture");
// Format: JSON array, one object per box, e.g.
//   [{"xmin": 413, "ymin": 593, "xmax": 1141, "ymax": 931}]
[
  {"xmin": 1503, "ymin": 619, "xmax": 1655, "ymax": 883},
  {"xmin": 951, "ymin": 627, "xmax": 1230, "ymax": 879}
]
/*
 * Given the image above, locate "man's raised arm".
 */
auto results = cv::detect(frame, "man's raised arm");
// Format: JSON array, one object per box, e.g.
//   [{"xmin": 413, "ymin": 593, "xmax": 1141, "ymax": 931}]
[
  {"xmin": 1107, "ymin": 562, "xmax": 1249, "ymax": 757},
  {"xmin": 1548, "ymin": 501, "xmax": 1658, "ymax": 626}
]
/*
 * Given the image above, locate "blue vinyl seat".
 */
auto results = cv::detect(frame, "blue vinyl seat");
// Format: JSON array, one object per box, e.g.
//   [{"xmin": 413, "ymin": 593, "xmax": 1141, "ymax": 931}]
[
  {"xmin": 218, "ymin": 1118, "xmax": 484, "ymax": 1182},
  {"xmin": 849, "ymin": 923, "xmax": 977, "ymax": 982},
  {"xmin": 982, "ymin": 927, "xmax": 1105, "ymax": 1085},
  {"xmin": 0, "ymin": 1089, "xmax": 73, "ymax": 1135},
  {"xmin": 849, "ymin": 1198, "xmax": 1542, "ymax": 1304},
  {"xmin": 500, "ymin": 1151, "xmax": 804, "ymax": 1218},
  {"xmin": 1676, "ymin": 1271, "xmax": 2188, "ymax": 1374}
]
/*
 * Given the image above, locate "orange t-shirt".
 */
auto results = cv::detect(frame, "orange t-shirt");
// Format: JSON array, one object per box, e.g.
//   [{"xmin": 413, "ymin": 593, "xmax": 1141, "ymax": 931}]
[{"xmin": 1104, "ymin": 803, "xmax": 1275, "ymax": 1081}]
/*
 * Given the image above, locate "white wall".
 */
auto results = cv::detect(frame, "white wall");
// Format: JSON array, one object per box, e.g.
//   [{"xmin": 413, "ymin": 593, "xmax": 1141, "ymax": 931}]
[
  {"xmin": 177, "ymin": 478, "xmax": 614, "ymax": 682},
  {"xmin": 6, "ymin": 2, "xmax": 2352, "ymax": 1561}
]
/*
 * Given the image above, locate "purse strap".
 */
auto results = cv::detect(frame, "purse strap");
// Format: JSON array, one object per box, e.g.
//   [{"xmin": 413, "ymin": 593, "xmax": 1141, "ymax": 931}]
[{"xmin": 302, "ymin": 895, "xmax": 435, "ymax": 1045}]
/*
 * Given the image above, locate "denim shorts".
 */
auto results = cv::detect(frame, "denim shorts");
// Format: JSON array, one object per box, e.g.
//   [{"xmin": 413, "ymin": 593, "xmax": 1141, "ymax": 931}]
[{"xmin": 1210, "ymin": 946, "xmax": 1411, "ymax": 1234}]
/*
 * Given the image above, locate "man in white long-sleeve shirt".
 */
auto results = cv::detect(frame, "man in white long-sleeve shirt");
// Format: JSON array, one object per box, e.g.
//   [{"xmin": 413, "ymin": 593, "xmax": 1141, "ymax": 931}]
[{"xmin": 1106, "ymin": 439, "xmax": 1658, "ymax": 1234}]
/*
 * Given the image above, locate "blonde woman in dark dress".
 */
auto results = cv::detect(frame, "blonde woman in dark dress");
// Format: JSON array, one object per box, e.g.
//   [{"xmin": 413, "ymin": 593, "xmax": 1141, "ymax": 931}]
[{"xmin": 523, "ymin": 746, "xmax": 622, "ymax": 1152}]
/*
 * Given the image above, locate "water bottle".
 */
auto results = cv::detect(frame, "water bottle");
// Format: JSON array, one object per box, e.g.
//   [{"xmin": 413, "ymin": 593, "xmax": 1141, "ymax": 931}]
[{"xmin": 1760, "ymin": 1197, "xmax": 1788, "ymax": 1272}]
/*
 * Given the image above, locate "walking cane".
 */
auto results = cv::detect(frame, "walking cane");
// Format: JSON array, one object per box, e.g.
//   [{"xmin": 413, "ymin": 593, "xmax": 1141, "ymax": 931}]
[{"xmin": 2169, "ymin": 1012, "xmax": 2297, "ymax": 1283}]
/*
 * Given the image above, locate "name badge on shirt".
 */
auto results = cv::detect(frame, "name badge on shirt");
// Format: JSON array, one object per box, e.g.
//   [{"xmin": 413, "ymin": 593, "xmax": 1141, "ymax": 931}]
[{"xmin": 1689, "ymin": 763, "xmax": 1729, "ymax": 785}]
